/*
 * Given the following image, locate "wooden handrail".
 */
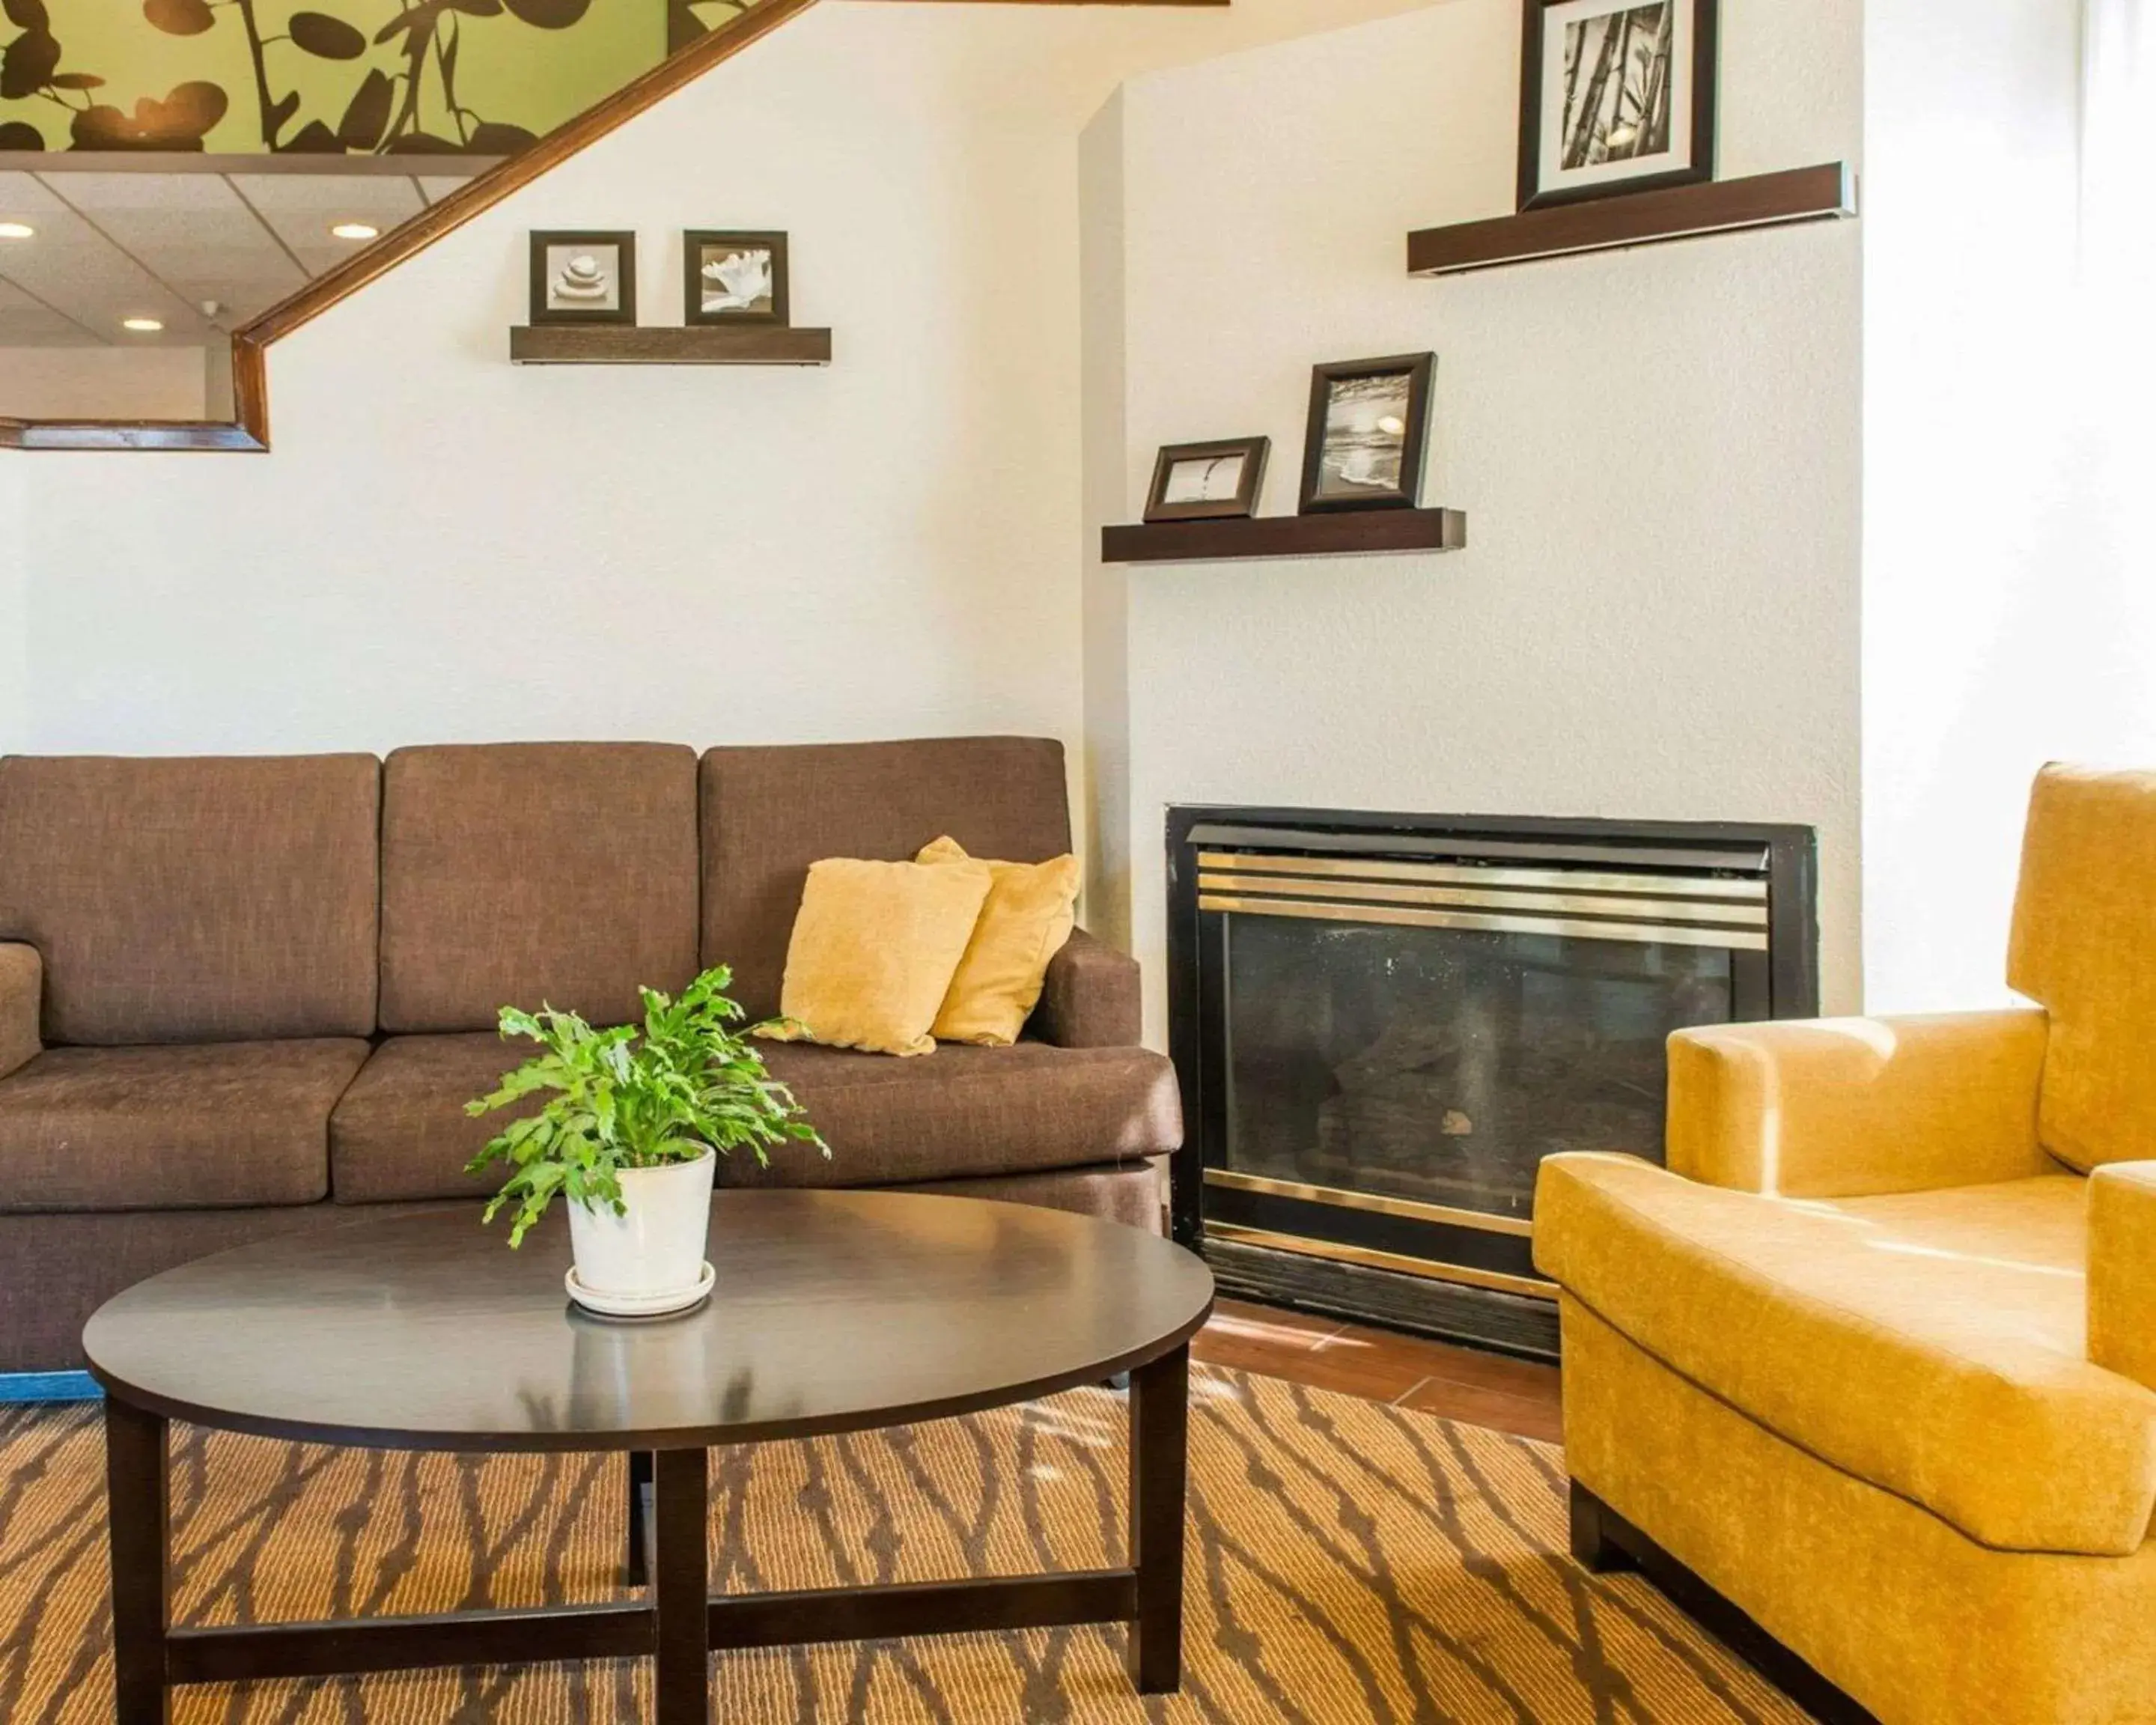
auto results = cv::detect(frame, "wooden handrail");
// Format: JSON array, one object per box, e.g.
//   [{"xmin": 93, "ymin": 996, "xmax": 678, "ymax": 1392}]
[{"xmin": 3, "ymin": 0, "xmax": 1224, "ymax": 454}]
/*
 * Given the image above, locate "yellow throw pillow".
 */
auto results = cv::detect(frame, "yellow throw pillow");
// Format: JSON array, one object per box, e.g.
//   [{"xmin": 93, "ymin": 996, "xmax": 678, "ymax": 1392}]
[
  {"xmin": 917, "ymin": 836, "xmax": 1080, "ymax": 1046},
  {"xmin": 758, "ymin": 857, "xmax": 993, "ymax": 1057}
]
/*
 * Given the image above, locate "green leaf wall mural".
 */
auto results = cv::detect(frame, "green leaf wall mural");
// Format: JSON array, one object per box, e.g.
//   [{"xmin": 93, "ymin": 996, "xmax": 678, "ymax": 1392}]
[{"xmin": 0, "ymin": 0, "xmax": 755, "ymax": 155}]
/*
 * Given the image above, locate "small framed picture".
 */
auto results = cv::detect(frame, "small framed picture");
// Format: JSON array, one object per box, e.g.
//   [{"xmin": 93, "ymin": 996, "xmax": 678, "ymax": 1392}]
[
  {"xmin": 1518, "ymin": 0, "xmax": 1717, "ymax": 211},
  {"xmin": 529, "ymin": 231, "xmax": 636, "ymax": 326},
  {"xmin": 1144, "ymin": 437, "xmax": 1270, "ymax": 524},
  {"xmin": 1298, "ymin": 354, "xmax": 1435, "ymax": 515},
  {"xmin": 684, "ymin": 230, "xmax": 789, "ymax": 326}
]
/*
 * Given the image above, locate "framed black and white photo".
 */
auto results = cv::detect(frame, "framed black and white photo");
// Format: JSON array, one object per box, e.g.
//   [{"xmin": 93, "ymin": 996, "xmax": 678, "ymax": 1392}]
[
  {"xmin": 529, "ymin": 231, "xmax": 636, "ymax": 326},
  {"xmin": 1517, "ymin": 0, "xmax": 1717, "ymax": 211},
  {"xmin": 1298, "ymin": 354, "xmax": 1435, "ymax": 515},
  {"xmin": 684, "ymin": 231, "xmax": 789, "ymax": 326},
  {"xmin": 1144, "ymin": 437, "xmax": 1270, "ymax": 524}
]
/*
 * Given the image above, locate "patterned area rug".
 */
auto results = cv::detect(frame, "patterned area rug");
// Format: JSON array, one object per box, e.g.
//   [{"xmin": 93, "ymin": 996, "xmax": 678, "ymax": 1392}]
[{"xmin": 0, "ymin": 1367, "xmax": 1804, "ymax": 1723}]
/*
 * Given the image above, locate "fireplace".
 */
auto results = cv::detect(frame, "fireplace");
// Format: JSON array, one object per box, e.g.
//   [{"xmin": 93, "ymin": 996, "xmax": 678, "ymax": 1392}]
[{"xmin": 1166, "ymin": 807, "xmax": 1818, "ymax": 1357}]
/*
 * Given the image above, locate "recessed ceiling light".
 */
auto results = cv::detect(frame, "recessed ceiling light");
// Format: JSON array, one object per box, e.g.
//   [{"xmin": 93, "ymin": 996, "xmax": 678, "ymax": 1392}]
[
  {"xmin": 0, "ymin": 222, "xmax": 32, "ymax": 240},
  {"xmin": 121, "ymin": 317, "xmax": 164, "ymax": 333},
  {"xmin": 329, "ymin": 222, "xmax": 380, "ymax": 241}
]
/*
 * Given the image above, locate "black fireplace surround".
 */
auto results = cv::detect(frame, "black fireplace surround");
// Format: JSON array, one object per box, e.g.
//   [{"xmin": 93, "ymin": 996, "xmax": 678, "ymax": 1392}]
[{"xmin": 1166, "ymin": 806, "xmax": 1818, "ymax": 1358}]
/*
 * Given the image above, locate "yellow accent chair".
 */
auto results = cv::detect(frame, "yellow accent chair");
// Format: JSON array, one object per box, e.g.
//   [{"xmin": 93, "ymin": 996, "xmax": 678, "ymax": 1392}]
[{"xmin": 1535, "ymin": 765, "xmax": 2156, "ymax": 1725}]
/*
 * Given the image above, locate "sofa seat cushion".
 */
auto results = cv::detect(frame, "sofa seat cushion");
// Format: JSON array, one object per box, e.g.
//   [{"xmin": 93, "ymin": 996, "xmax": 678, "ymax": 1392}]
[
  {"xmin": 0, "ymin": 1039, "xmax": 369, "ymax": 1213},
  {"xmin": 329, "ymin": 1034, "xmax": 540, "ymax": 1205},
  {"xmin": 1536, "ymin": 1152, "xmax": 2156, "ymax": 1557},
  {"xmin": 729, "ymin": 1041, "xmax": 1181, "ymax": 1189}
]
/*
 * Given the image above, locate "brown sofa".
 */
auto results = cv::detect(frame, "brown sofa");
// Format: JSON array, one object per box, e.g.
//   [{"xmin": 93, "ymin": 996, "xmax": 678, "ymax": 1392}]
[{"xmin": 0, "ymin": 737, "xmax": 1179, "ymax": 1372}]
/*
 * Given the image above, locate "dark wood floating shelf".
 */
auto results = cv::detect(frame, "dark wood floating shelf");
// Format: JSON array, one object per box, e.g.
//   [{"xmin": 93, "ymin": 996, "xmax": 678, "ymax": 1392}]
[
  {"xmin": 1407, "ymin": 162, "xmax": 1855, "ymax": 276},
  {"xmin": 1103, "ymin": 508, "xmax": 1467, "ymax": 565},
  {"xmin": 510, "ymin": 325, "xmax": 833, "ymax": 365}
]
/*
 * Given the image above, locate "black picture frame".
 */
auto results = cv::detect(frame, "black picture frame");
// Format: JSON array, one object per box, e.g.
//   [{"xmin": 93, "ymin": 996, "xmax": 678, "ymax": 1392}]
[
  {"xmin": 1143, "ymin": 437, "xmax": 1271, "ymax": 524},
  {"xmin": 1517, "ymin": 0, "xmax": 1718, "ymax": 213},
  {"xmin": 529, "ymin": 231, "xmax": 637, "ymax": 326},
  {"xmin": 1297, "ymin": 353, "xmax": 1435, "ymax": 516},
  {"xmin": 683, "ymin": 230, "xmax": 791, "ymax": 327}
]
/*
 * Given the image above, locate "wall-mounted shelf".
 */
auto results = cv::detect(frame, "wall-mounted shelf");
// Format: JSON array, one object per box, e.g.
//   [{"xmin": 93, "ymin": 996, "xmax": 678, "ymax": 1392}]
[
  {"xmin": 1407, "ymin": 163, "xmax": 1854, "ymax": 277},
  {"xmin": 510, "ymin": 326, "xmax": 833, "ymax": 365},
  {"xmin": 1102, "ymin": 508, "xmax": 1467, "ymax": 565}
]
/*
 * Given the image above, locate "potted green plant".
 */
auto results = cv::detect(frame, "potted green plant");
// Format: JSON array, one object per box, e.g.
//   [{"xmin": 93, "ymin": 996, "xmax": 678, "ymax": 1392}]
[{"xmin": 466, "ymin": 965, "xmax": 825, "ymax": 1315}]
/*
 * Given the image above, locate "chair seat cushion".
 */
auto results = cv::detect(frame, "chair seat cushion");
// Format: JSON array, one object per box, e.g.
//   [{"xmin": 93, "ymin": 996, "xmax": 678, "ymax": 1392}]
[
  {"xmin": 728, "ymin": 1041, "xmax": 1181, "ymax": 1188},
  {"xmin": 1536, "ymin": 1152, "xmax": 2156, "ymax": 1557},
  {"xmin": 329, "ymin": 1034, "xmax": 537, "ymax": 1205},
  {"xmin": 0, "ymin": 1039, "xmax": 369, "ymax": 1213}
]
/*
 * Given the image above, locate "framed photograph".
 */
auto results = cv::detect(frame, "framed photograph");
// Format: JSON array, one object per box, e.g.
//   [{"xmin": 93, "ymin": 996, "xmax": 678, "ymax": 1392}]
[
  {"xmin": 684, "ymin": 231, "xmax": 790, "ymax": 326},
  {"xmin": 1298, "ymin": 354, "xmax": 1435, "ymax": 515},
  {"xmin": 1517, "ymin": 0, "xmax": 1717, "ymax": 211},
  {"xmin": 1144, "ymin": 437, "xmax": 1270, "ymax": 524},
  {"xmin": 529, "ymin": 231, "xmax": 636, "ymax": 326}
]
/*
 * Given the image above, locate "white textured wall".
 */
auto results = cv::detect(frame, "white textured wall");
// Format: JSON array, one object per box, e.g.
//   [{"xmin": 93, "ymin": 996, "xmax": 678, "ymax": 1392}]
[
  {"xmin": 1860, "ymin": 0, "xmax": 2152, "ymax": 1011},
  {"xmin": 1103, "ymin": 0, "xmax": 1866, "ymax": 1034},
  {"xmin": 0, "ymin": 347, "xmax": 208, "ymax": 421},
  {"xmin": 15, "ymin": 0, "xmax": 1437, "ymax": 788}
]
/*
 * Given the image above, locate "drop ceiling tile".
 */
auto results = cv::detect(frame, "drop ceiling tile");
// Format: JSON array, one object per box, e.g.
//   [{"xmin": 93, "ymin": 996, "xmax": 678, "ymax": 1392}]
[
  {"xmin": 0, "ymin": 277, "xmax": 99, "ymax": 347},
  {"xmin": 0, "ymin": 171, "xmax": 73, "ymax": 222},
  {"xmin": 0, "ymin": 174, "xmax": 207, "ymax": 344},
  {"xmin": 228, "ymin": 173, "xmax": 425, "ymax": 275},
  {"xmin": 40, "ymin": 171, "xmax": 306, "ymax": 319}
]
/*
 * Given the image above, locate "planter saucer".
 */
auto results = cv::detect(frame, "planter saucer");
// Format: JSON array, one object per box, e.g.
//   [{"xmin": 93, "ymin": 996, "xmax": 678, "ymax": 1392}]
[{"xmin": 565, "ymin": 1261, "xmax": 715, "ymax": 1319}]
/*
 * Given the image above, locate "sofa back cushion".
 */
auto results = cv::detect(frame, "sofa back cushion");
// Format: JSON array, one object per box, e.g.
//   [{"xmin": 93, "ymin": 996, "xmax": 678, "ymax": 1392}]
[
  {"xmin": 0, "ymin": 754, "xmax": 380, "ymax": 1044},
  {"xmin": 379, "ymin": 743, "xmax": 701, "ymax": 1033},
  {"xmin": 2008, "ymin": 763, "xmax": 2156, "ymax": 1171},
  {"xmin": 700, "ymin": 738, "xmax": 1073, "ymax": 1020}
]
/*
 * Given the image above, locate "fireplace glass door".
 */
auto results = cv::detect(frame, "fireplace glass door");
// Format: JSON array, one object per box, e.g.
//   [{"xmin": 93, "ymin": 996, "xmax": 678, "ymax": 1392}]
[
  {"xmin": 1219, "ymin": 914, "xmax": 1735, "ymax": 1224},
  {"xmin": 1178, "ymin": 832, "xmax": 1795, "ymax": 1330}
]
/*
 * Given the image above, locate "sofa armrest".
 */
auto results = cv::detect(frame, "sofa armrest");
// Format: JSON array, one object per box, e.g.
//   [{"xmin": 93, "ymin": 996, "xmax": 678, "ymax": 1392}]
[
  {"xmin": 1028, "ymin": 928, "xmax": 1141, "ymax": 1048},
  {"xmin": 1666, "ymin": 1008, "xmax": 2054, "ymax": 1199},
  {"xmin": 0, "ymin": 943, "xmax": 41, "ymax": 1083},
  {"xmin": 2091, "ymin": 1163, "xmax": 2156, "ymax": 1392}
]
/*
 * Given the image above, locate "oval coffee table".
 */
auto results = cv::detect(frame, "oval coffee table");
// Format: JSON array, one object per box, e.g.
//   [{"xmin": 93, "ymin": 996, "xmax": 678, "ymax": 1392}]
[{"xmin": 83, "ymin": 1190, "xmax": 1215, "ymax": 1725}]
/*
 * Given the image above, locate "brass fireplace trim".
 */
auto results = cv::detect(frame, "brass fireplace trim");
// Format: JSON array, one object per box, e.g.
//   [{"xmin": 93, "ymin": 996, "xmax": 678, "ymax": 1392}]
[
  {"xmin": 1205, "ymin": 1221, "xmax": 1559, "ymax": 1301},
  {"xmin": 1196, "ymin": 893, "xmax": 1771, "ymax": 951},
  {"xmin": 1196, "ymin": 871, "xmax": 1768, "ymax": 928},
  {"xmin": 1195, "ymin": 851, "xmax": 1767, "ymax": 901},
  {"xmin": 1205, "ymin": 1168, "xmax": 1535, "ymax": 1238}
]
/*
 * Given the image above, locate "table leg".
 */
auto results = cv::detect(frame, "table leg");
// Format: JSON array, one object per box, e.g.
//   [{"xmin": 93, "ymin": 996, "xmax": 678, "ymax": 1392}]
[
  {"xmin": 625, "ymin": 1450, "xmax": 655, "ymax": 1587},
  {"xmin": 104, "ymin": 1396, "xmax": 171, "ymax": 1725},
  {"xmin": 653, "ymin": 1447, "xmax": 710, "ymax": 1725},
  {"xmin": 1127, "ymin": 1342, "xmax": 1189, "ymax": 1695}
]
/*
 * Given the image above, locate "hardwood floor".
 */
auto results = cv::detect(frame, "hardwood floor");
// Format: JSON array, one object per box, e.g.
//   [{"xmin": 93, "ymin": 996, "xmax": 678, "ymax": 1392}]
[{"xmin": 1191, "ymin": 1297, "xmax": 1563, "ymax": 1445}]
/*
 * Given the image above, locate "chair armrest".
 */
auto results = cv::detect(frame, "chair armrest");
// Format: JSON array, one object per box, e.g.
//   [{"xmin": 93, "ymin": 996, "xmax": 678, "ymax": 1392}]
[
  {"xmin": 1666, "ymin": 1008, "xmax": 2054, "ymax": 1199},
  {"xmin": 1028, "ymin": 928, "xmax": 1141, "ymax": 1048},
  {"xmin": 0, "ymin": 943, "xmax": 40, "ymax": 1083},
  {"xmin": 2091, "ymin": 1163, "xmax": 2156, "ymax": 1392}
]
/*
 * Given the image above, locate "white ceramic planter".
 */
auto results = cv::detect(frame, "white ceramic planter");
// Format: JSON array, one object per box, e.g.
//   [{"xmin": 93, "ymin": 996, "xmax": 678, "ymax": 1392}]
[{"xmin": 566, "ymin": 1151, "xmax": 716, "ymax": 1313}]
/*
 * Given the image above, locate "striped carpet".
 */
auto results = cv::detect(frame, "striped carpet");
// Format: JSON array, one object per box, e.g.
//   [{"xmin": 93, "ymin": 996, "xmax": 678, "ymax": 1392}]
[{"xmin": 0, "ymin": 1366, "xmax": 1805, "ymax": 1723}]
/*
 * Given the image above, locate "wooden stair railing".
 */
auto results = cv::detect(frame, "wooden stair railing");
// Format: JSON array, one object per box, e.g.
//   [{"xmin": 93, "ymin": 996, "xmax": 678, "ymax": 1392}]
[{"xmin": 1, "ymin": 0, "xmax": 1224, "ymax": 455}]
